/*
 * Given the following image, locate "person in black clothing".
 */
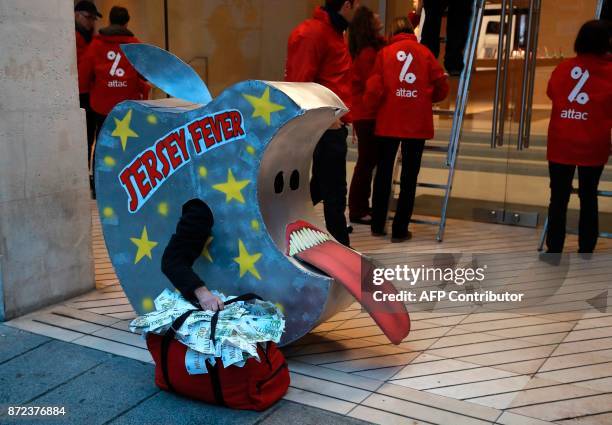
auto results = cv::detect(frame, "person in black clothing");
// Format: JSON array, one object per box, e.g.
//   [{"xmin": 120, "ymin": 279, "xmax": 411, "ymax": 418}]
[
  {"xmin": 418, "ymin": 0, "xmax": 473, "ymax": 75},
  {"xmin": 161, "ymin": 199, "xmax": 224, "ymax": 311},
  {"xmin": 74, "ymin": 1, "xmax": 101, "ymax": 198}
]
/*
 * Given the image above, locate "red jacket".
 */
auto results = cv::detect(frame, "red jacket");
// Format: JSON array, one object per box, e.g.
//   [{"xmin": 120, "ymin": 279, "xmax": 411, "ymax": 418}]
[
  {"xmin": 76, "ymin": 30, "xmax": 91, "ymax": 94},
  {"xmin": 364, "ymin": 33, "xmax": 449, "ymax": 139},
  {"xmin": 546, "ymin": 54, "xmax": 612, "ymax": 166},
  {"xmin": 81, "ymin": 28, "xmax": 150, "ymax": 115},
  {"xmin": 350, "ymin": 46, "xmax": 381, "ymax": 121},
  {"xmin": 285, "ymin": 7, "xmax": 352, "ymax": 122}
]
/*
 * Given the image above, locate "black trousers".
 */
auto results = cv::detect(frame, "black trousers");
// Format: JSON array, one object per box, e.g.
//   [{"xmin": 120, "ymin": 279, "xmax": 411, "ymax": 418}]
[
  {"xmin": 371, "ymin": 138, "xmax": 425, "ymax": 237},
  {"xmin": 311, "ymin": 126, "xmax": 350, "ymax": 246},
  {"xmin": 79, "ymin": 93, "xmax": 96, "ymax": 172},
  {"xmin": 348, "ymin": 120, "xmax": 379, "ymax": 220},
  {"xmin": 546, "ymin": 161, "xmax": 604, "ymax": 253},
  {"xmin": 421, "ymin": 0, "xmax": 473, "ymax": 73}
]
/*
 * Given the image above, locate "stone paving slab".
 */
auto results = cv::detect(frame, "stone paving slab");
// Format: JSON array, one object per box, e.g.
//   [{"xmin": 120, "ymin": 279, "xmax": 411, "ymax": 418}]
[
  {"xmin": 262, "ymin": 401, "xmax": 372, "ymax": 425},
  {"xmin": 27, "ymin": 357, "xmax": 158, "ymax": 425},
  {"xmin": 0, "ymin": 325, "xmax": 50, "ymax": 363},
  {"xmin": 107, "ymin": 391, "xmax": 265, "ymax": 425},
  {"xmin": 0, "ymin": 325, "xmax": 373, "ymax": 425},
  {"xmin": 0, "ymin": 338, "xmax": 111, "ymax": 408}
]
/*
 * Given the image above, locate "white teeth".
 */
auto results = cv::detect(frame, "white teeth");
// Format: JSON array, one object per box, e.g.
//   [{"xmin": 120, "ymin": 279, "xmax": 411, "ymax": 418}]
[{"xmin": 288, "ymin": 227, "xmax": 330, "ymax": 256}]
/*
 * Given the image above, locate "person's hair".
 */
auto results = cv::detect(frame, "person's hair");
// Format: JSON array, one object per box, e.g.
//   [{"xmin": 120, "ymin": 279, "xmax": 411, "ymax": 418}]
[
  {"xmin": 574, "ymin": 19, "xmax": 610, "ymax": 55},
  {"xmin": 389, "ymin": 16, "xmax": 414, "ymax": 37},
  {"xmin": 109, "ymin": 6, "xmax": 130, "ymax": 26},
  {"xmin": 325, "ymin": 0, "xmax": 355, "ymax": 13},
  {"xmin": 348, "ymin": 6, "xmax": 384, "ymax": 58}
]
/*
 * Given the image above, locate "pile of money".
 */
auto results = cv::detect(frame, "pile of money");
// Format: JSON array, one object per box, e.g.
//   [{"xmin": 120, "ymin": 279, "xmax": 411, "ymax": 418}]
[{"xmin": 130, "ymin": 289, "xmax": 285, "ymax": 375}]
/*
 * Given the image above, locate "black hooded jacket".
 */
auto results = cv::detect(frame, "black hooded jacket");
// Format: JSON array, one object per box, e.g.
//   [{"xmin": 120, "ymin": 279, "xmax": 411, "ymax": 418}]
[{"xmin": 161, "ymin": 199, "xmax": 214, "ymax": 305}]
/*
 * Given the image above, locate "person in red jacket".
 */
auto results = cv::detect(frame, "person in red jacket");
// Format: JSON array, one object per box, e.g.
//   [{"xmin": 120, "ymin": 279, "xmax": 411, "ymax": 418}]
[
  {"xmin": 347, "ymin": 6, "xmax": 385, "ymax": 225},
  {"xmin": 545, "ymin": 19, "xmax": 611, "ymax": 254},
  {"xmin": 81, "ymin": 6, "xmax": 150, "ymax": 197},
  {"xmin": 365, "ymin": 17, "xmax": 449, "ymax": 242},
  {"xmin": 74, "ymin": 0, "xmax": 102, "ymax": 197},
  {"xmin": 82, "ymin": 6, "xmax": 149, "ymax": 129},
  {"xmin": 285, "ymin": 0, "xmax": 360, "ymax": 247}
]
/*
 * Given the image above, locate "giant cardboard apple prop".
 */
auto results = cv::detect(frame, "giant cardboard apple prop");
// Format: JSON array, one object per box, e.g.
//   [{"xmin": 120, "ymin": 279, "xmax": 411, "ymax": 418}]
[{"xmin": 95, "ymin": 44, "xmax": 410, "ymax": 345}]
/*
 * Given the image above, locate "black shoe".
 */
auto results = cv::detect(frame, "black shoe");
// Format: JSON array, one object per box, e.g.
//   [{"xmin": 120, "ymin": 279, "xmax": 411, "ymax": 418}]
[
  {"xmin": 391, "ymin": 232, "xmax": 412, "ymax": 243},
  {"xmin": 371, "ymin": 230, "xmax": 387, "ymax": 237},
  {"xmin": 447, "ymin": 69, "xmax": 462, "ymax": 77},
  {"xmin": 350, "ymin": 214, "xmax": 372, "ymax": 225},
  {"xmin": 538, "ymin": 252, "xmax": 561, "ymax": 266}
]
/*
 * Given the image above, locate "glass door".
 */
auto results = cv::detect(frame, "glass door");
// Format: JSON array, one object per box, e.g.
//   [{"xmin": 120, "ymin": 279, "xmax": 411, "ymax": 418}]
[
  {"xmin": 502, "ymin": 0, "xmax": 611, "ymax": 232},
  {"xmin": 415, "ymin": 0, "xmax": 610, "ymax": 235}
]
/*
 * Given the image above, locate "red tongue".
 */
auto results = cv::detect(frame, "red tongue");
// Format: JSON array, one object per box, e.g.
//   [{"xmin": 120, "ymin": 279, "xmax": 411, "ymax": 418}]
[{"xmin": 289, "ymin": 224, "xmax": 410, "ymax": 345}]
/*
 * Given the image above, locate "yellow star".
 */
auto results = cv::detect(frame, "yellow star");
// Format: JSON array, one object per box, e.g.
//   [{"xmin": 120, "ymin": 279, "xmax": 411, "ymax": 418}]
[
  {"xmin": 102, "ymin": 207, "xmax": 114, "ymax": 218},
  {"xmin": 112, "ymin": 109, "xmax": 139, "ymax": 151},
  {"xmin": 103, "ymin": 156, "xmax": 116, "ymax": 167},
  {"xmin": 142, "ymin": 297, "xmax": 154, "ymax": 312},
  {"xmin": 201, "ymin": 236, "xmax": 213, "ymax": 262},
  {"xmin": 212, "ymin": 169, "xmax": 250, "ymax": 203},
  {"xmin": 234, "ymin": 239, "xmax": 262, "ymax": 280},
  {"xmin": 242, "ymin": 87, "xmax": 285, "ymax": 125},
  {"xmin": 130, "ymin": 226, "xmax": 158, "ymax": 264},
  {"xmin": 158, "ymin": 202, "xmax": 169, "ymax": 217}
]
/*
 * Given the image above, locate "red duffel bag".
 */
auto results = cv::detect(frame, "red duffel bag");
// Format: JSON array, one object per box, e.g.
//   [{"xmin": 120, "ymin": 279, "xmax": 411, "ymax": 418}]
[{"xmin": 146, "ymin": 293, "xmax": 290, "ymax": 411}]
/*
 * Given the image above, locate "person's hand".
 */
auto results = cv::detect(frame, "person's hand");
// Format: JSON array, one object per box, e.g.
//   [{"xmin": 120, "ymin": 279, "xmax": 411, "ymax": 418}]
[
  {"xmin": 194, "ymin": 287, "xmax": 224, "ymax": 311},
  {"xmin": 329, "ymin": 119, "xmax": 343, "ymax": 130}
]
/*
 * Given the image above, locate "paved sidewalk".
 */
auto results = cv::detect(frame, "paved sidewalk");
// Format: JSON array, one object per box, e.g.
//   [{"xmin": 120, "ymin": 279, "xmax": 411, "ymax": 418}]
[{"xmin": 0, "ymin": 325, "xmax": 371, "ymax": 425}]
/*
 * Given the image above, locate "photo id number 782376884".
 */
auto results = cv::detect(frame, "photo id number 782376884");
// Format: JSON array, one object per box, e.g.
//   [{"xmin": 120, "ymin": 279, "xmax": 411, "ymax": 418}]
[{"xmin": 7, "ymin": 406, "xmax": 66, "ymax": 416}]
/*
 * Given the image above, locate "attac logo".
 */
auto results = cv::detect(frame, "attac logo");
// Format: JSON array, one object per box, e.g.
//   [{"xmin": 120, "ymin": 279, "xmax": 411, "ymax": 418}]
[
  {"xmin": 568, "ymin": 66, "xmax": 590, "ymax": 105},
  {"xmin": 561, "ymin": 66, "xmax": 590, "ymax": 121},
  {"xmin": 397, "ymin": 51, "xmax": 416, "ymax": 84},
  {"xmin": 119, "ymin": 109, "xmax": 246, "ymax": 213}
]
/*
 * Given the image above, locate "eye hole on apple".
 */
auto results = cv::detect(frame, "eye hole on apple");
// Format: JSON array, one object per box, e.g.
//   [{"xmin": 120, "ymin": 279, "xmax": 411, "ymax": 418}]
[
  {"xmin": 274, "ymin": 171, "xmax": 284, "ymax": 194},
  {"xmin": 289, "ymin": 170, "xmax": 299, "ymax": 191}
]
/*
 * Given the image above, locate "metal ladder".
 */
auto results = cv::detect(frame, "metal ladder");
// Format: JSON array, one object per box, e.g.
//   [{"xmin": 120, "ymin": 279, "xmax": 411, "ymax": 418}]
[{"xmin": 391, "ymin": 0, "xmax": 486, "ymax": 242}]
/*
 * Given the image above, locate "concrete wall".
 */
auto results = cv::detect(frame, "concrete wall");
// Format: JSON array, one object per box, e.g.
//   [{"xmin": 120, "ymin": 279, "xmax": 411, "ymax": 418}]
[{"xmin": 0, "ymin": 0, "xmax": 94, "ymax": 320}]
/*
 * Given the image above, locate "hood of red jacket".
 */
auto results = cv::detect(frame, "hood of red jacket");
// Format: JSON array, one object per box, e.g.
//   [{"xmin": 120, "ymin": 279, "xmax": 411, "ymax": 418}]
[
  {"xmin": 389, "ymin": 33, "xmax": 418, "ymax": 45},
  {"xmin": 313, "ymin": 5, "xmax": 329, "ymax": 22},
  {"xmin": 94, "ymin": 34, "xmax": 139, "ymax": 45},
  {"xmin": 313, "ymin": 6, "xmax": 348, "ymax": 33}
]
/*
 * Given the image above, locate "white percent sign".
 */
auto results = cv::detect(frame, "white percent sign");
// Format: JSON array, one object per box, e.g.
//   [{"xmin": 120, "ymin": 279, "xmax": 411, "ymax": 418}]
[
  {"xmin": 396, "ymin": 50, "xmax": 416, "ymax": 84},
  {"xmin": 107, "ymin": 50, "xmax": 125, "ymax": 77},
  {"xmin": 568, "ymin": 66, "xmax": 589, "ymax": 105}
]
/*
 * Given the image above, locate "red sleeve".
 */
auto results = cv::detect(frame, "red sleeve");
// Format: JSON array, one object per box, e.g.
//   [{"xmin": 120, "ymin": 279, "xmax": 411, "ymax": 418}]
[
  {"xmin": 353, "ymin": 47, "xmax": 378, "ymax": 83},
  {"xmin": 80, "ymin": 40, "xmax": 97, "ymax": 89},
  {"xmin": 364, "ymin": 51, "xmax": 385, "ymax": 112},
  {"xmin": 75, "ymin": 32, "xmax": 87, "ymax": 61},
  {"xmin": 285, "ymin": 33, "xmax": 321, "ymax": 82},
  {"xmin": 426, "ymin": 50, "xmax": 448, "ymax": 103}
]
